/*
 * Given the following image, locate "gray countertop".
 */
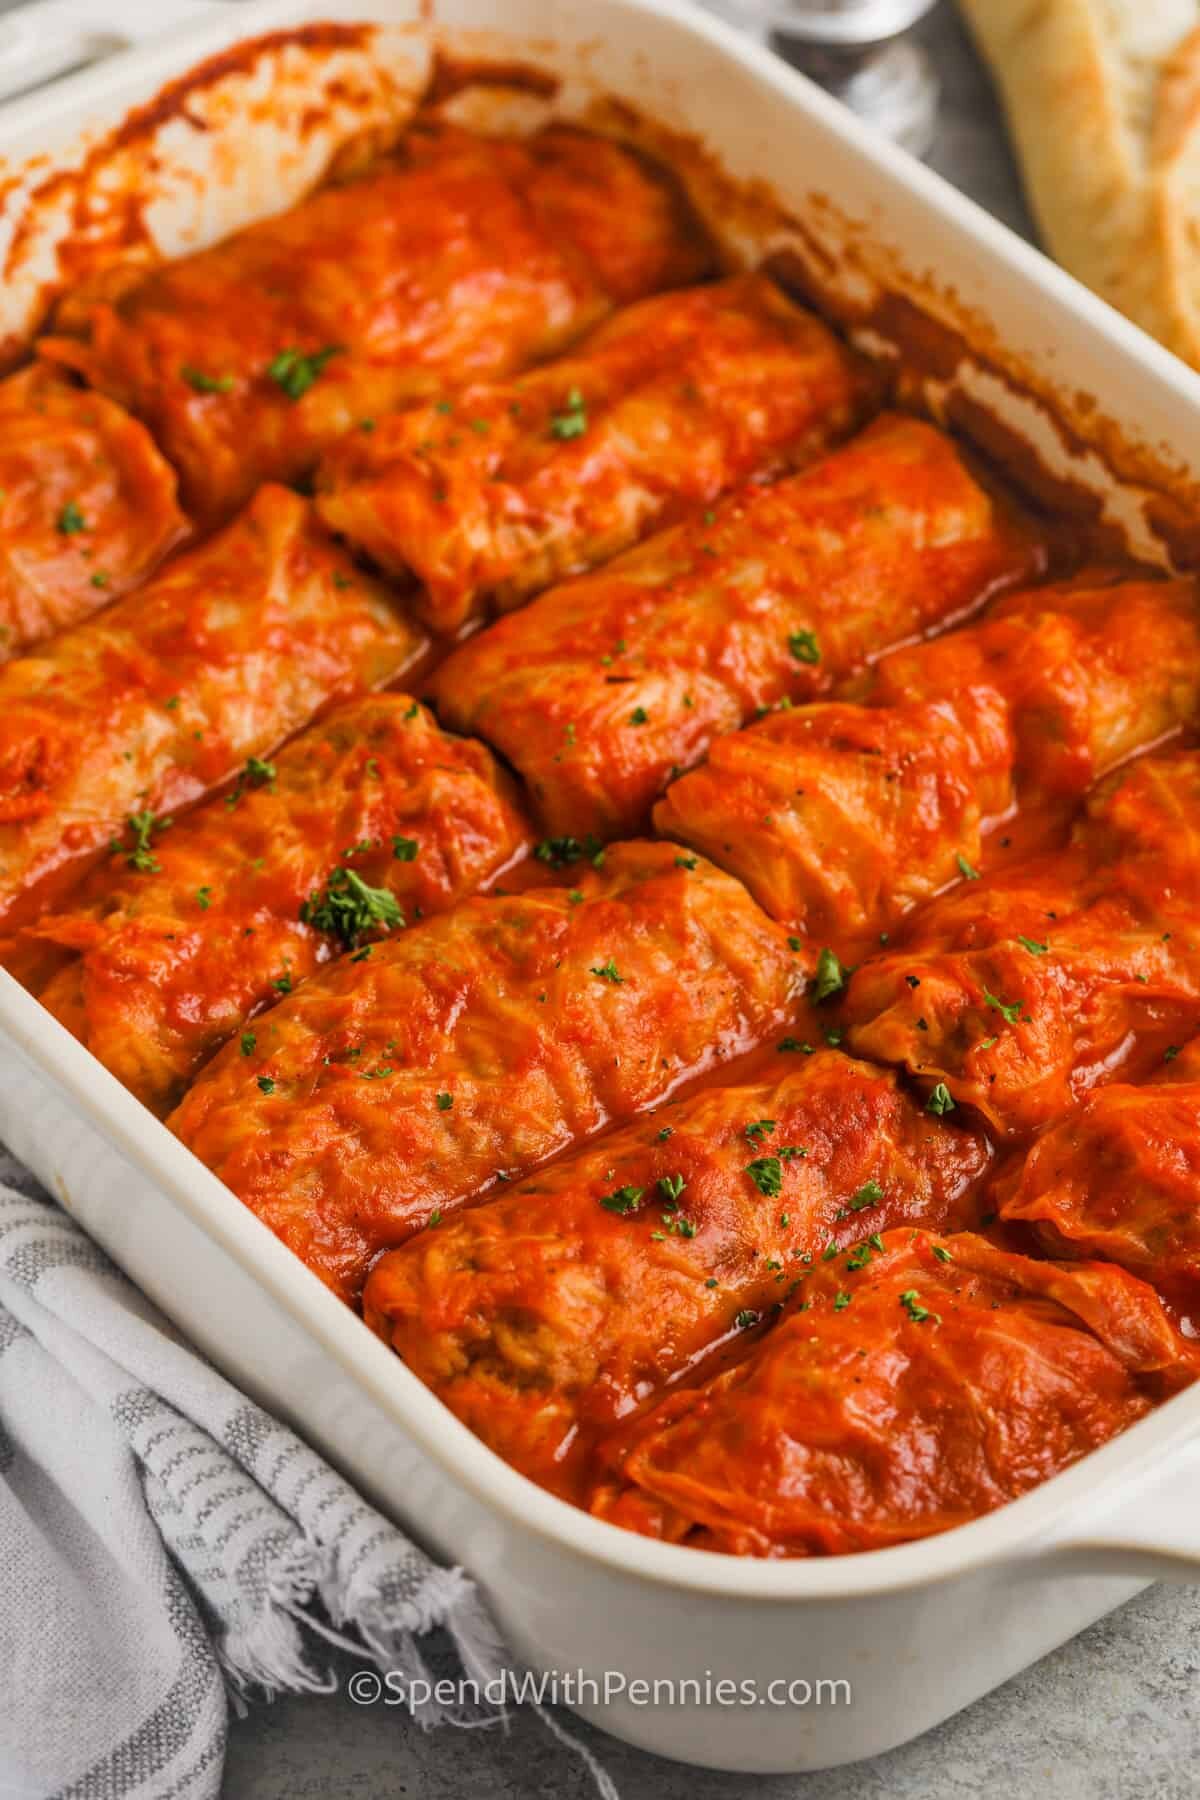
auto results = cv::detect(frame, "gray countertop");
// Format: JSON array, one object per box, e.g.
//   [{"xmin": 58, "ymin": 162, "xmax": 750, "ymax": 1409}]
[{"xmin": 226, "ymin": 8, "xmax": 1200, "ymax": 1792}]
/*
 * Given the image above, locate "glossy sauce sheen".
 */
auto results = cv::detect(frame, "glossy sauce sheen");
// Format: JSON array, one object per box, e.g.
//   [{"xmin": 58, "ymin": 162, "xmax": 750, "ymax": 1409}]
[
  {"xmin": 168, "ymin": 843, "xmax": 806, "ymax": 1301},
  {"xmin": 841, "ymin": 751, "xmax": 1200, "ymax": 1137},
  {"xmin": 363, "ymin": 1050, "xmax": 990, "ymax": 1496},
  {"xmin": 654, "ymin": 576, "xmax": 1200, "ymax": 940},
  {"xmin": 10, "ymin": 108, "xmax": 1200, "ymax": 1561},
  {"xmin": 654, "ymin": 691, "xmax": 1013, "ymax": 941},
  {"xmin": 40, "ymin": 124, "xmax": 712, "ymax": 526},
  {"xmin": 995, "ymin": 1037, "xmax": 1200, "ymax": 1318},
  {"xmin": 316, "ymin": 273, "xmax": 871, "ymax": 633},
  {"xmin": 430, "ymin": 414, "xmax": 1044, "ymax": 837},
  {"xmin": 0, "ymin": 364, "xmax": 186, "ymax": 659},
  {"xmin": 590, "ymin": 1230, "xmax": 1200, "ymax": 1555},
  {"xmin": 21, "ymin": 695, "xmax": 531, "ymax": 1115},
  {"xmin": 0, "ymin": 485, "xmax": 428, "ymax": 931}
]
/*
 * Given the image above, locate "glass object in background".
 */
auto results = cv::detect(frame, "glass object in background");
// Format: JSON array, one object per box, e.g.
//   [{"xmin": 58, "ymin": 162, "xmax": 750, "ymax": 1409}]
[{"xmin": 705, "ymin": 0, "xmax": 940, "ymax": 158}]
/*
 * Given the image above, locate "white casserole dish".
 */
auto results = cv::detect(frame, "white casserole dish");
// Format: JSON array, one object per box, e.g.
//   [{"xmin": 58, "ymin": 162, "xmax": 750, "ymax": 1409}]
[{"xmin": 2, "ymin": 0, "xmax": 1200, "ymax": 1774}]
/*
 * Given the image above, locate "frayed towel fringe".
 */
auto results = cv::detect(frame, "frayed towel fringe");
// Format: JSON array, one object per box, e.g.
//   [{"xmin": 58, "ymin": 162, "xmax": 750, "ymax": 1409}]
[{"xmin": 215, "ymin": 1527, "xmax": 617, "ymax": 1798}]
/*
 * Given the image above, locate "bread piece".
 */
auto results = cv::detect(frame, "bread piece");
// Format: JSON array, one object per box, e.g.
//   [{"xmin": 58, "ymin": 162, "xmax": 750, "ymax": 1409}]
[{"xmin": 959, "ymin": 0, "xmax": 1200, "ymax": 366}]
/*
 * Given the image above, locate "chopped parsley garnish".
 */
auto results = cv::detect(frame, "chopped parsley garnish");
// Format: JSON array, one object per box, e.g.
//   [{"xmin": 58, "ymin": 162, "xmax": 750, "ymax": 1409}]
[
  {"xmin": 629, "ymin": 706, "xmax": 649, "ymax": 726},
  {"xmin": 181, "ymin": 365, "xmax": 234, "ymax": 393},
  {"xmin": 899, "ymin": 1288, "xmax": 939, "ymax": 1324},
  {"xmin": 590, "ymin": 957, "xmax": 623, "ymax": 984},
  {"xmin": 90, "ymin": 571, "xmax": 110, "ymax": 590},
  {"xmin": 833, "ymin": 1290, "xmax": 852, "ymax": 1312},
  {"xmin": 745, "ymin": 1155, "xmax": 783, "ymax": 1197},
  {"xmin": 196, "ymin": 886, "xmax": 212, "ymax": 910},
  {"xmin": 225, "ymin": 756, "xmax": 277, "ymax": 808},
  {"xmin": 744, "ymin": 1119, "xmax": 776, "ymax": 1144},
  {"xmin": 112, "ymin": 809, "xmax": 171, "ymax": 874},
  {"xmin": 734, "ymin": 1308, "xmax": 761, "ymax": 1330},
  {"xmin": 257, "ymin": 1075, "xmax": 276, "ymax": 1096},
  {"xmin": 56, "ymin": 500, "xmax": 87, "ymax": 535},
  {"xmin": 932, "ymin": 1244, "xmax": 953, "ymax": 1263},
  {"xmin": 674, "ymin": 855, "xmax": 697, "ymax": 870},
  {"xmin": 1017, "ymin": 935, "xmax": 1048, "ymax": 955},
  {"xmin": 271, "ymin": 966, "xmax": 293, "ymax": 995},
  {"xmin": 811, "ymin": 946, "xmax": 847, "ymax": 1003},
  {"xmin": 656, "ymin": 1126, "xmax": 673, "ymax": 1142},
  {"xmin": 778, "ymin": 1037, "xmax": 814, "ymax": 1054},
  {"xmin": 926, "ymin": 1082, "xmax": 956, "ymax": 1116},
  {"xmin": 658, "ymin": 1173, "xmax": 687, "ymax": 1203},
  {"xmin": 984, "ymin": 990, "xmax": 1022, "ymax": 1024},
  {"xmin": 300, "ymin": 866, "xmax": 405, "ymax": 948},
  {"xmin": 848, "ymin": 1179, "xmax": 884, "ymax": 1212},
  {"xmin": 788, "ymin": 628, "xmax": 821, "ymax": 665},
  {"xmin": 435, "ymin": 1092, "xmax": 453, "ymax": 1111},
  {"xmin": 956, "ymin": 852, "xmax": 980, "ymax": 881},
  {"xmin": 240, "ymin": 1033, "xmax": 256, "ymax": 1056},
  {"xmin": 266, "ymin": 344, "xmax": 341, "ymax": 400},
  {"xmin": 600, "ymin": 1184, "xmax": 645, "ymax": 1215},
  {"xmin": 549, "ymin": 386, "xmax": 587, "ymax": 440},
  {"xmin": 1165, "ymin": 1045, "xmax": 1181, "ymax": 1062},
  {"xmin": 391, "ymin": 835, "xmax": 419, "ymax": 862},
  {"xmin": 534, "ymin": 834, "xmax": 605, "ymax": 868},
  {"xmin": 428, "ymin": 1210, "xmax": 443, "ymax": 1227}
]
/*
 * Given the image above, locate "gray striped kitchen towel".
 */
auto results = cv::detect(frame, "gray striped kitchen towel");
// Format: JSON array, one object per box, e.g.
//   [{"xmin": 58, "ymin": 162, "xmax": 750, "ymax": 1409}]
[{"xmin": 0, "ymin": 1156, "xmax": 617, "ymax": 1800}]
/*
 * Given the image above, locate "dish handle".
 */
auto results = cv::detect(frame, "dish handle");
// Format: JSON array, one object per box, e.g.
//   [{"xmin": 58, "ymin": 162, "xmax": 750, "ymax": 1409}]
[
  {"xmin": 1031, "ymin": 1441, "xmax": 1200, "ymax": 1583},
  {"xmin": 0, "ymin": 0, "xmax": 230, "ymax": 102}
]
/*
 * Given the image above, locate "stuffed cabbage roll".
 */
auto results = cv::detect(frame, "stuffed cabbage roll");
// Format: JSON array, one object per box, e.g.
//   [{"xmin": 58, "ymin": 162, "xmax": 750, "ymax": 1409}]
[
  {"xmin": 22, "ymin": 695, "xmax": 529, "ymax": 1114},
  {"xmin": 840, "ymin": 751, "xmax": 1200, "ymax": 1136},
  {"xmin": 654, "ymin": 574, "xmax": 1200, "ymax": 938},
  {"xmin": 591, "ymin": 1231, "xmax": 1197, "ymax": 1555},
  {"xmin": 0, "ymin": 365, "xmax": 185, "ymax": 659},
  {"xmin": 0, "ymin": 485, "xmax": 428, "ymax": 930},
  {"xmin": 41, "ymin": 124, "xmax": 710, "ymax": 525},
  {"xmin": 996, "ymin": 1040, "xmax": 1200, "ymax": 1316},
  {"xmin": 316, "ymin": 273, "xmax": 870, "ymax": 633},
  {"xmin": 363, "ymin": 1049, "xmax": 990, "ymax": 1493},
  {"xmin": 168, "ymin": 842, "xmax": 805, "ymax": 1300},
  {"xmin": 431, "ymin": 414, "xmax": 1043, "ymax": 837}
]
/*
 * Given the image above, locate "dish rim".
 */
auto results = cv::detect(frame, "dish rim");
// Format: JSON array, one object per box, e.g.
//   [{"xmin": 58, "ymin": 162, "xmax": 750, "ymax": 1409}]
[{"xmin": 2, "ymin": 0, "xmax": 1200, "ymax": 1604}]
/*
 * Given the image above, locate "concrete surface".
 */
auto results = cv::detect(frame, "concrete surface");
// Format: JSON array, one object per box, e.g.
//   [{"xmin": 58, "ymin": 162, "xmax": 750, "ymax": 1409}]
[{"xmin": 223, "ymin": 1585, "xmax": 1200, "ymax": 1798}]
